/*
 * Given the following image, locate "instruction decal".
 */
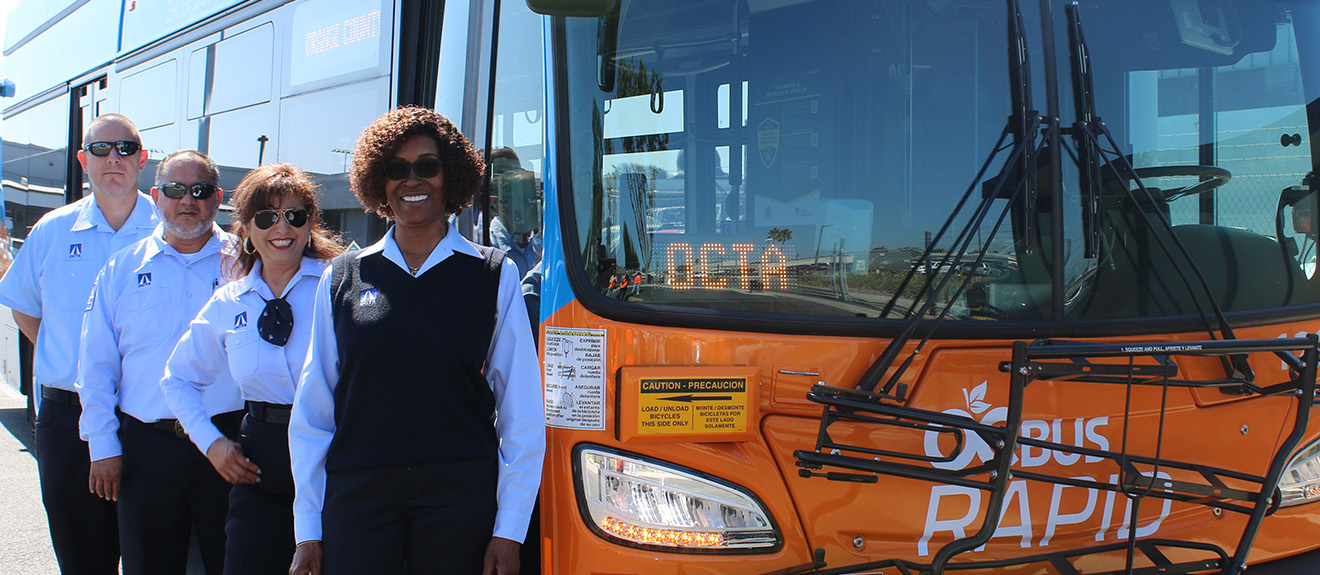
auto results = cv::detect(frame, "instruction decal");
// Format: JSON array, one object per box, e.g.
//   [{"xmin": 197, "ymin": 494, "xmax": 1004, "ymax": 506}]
[
  {"xmin": 543, "ymin": 327, "xmax": 606, "ymax": 430},
  {"xmin": 637, "ymin": 377, "xmax": 749, "ymax": 434}
]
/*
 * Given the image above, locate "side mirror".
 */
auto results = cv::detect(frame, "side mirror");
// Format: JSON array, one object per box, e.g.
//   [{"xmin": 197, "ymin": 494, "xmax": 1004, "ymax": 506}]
[{"xmin": 1282, "ymin": 184, "xmax": 1318, "ymax": 238}]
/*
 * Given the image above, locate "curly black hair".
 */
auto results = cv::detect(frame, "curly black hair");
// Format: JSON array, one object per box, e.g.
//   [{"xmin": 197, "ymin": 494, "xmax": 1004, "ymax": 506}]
[{"xmin": 349, "ymin": 106, "xmax": 485, "ymax": 219}]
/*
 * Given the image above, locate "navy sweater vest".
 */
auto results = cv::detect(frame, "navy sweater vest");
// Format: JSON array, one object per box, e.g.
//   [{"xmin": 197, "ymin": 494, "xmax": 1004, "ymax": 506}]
[{"xmin": 325, "ymin": 246, "xmax": 505, "ymax": 473}]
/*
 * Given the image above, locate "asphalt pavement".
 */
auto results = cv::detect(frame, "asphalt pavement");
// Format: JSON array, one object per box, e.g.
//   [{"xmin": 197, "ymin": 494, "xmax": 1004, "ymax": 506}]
[
  {"xmin": 0, "ymin": 381, "xmax": 57, "ymax": 574},
  {"xmin": 0, "ymin": 380, "xmax": 206, "ymax": 574}
]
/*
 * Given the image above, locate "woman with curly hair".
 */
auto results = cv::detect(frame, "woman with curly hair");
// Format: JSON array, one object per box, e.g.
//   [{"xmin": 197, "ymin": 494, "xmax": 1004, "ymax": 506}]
[
  {"xmin": 288, "ymin": 107, "xmax": 544, "ymax": 575},
  {"xmin": 160, "ymin": 162, "xmax": 346, "ymax": 575}
]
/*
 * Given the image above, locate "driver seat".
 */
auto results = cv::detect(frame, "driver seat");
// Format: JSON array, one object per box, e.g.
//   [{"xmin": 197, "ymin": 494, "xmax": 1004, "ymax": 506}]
[{"xmin": 1078, "ymin": 217, "xmax": 1310, "ymax": 318}]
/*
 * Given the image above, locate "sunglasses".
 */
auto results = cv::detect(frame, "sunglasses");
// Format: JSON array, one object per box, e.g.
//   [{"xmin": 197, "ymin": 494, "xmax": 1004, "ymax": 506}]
[
  {"xmin": 253, "ymin": 208, "xmax": 309, "ymax": 230},
  {"xmin": 160, "ymin": 181, "xmax": 218, "ymax": 200},
  {"xmin": 84, "ymin": 140, "xmax": 142, "ymax": 157},
  {"xmin": 382, "ymin": 158, "xmax": 441, "ymax": 181}
]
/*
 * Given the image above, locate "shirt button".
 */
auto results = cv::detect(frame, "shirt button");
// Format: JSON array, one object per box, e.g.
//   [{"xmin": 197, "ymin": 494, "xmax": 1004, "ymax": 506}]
[{"xmin": 187, "ymin": 293, "xmax": 193, "ymax": 299}]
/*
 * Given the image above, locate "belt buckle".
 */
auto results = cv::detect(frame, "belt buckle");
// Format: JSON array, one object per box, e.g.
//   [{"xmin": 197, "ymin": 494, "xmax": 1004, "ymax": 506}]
[{"xmin": 172, "ymin": 420, "xmax": 189, "ymax": 440}]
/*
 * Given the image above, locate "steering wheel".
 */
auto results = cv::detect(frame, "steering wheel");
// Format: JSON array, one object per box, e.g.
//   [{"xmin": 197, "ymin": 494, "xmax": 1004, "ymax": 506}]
[{"xmin": 1132, "ymin": 165, "xmax": 1232, "ymax": 201}]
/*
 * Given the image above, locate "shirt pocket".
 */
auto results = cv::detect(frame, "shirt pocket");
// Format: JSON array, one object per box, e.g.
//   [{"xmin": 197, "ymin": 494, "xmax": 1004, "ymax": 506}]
[
  {"xmin": 225, "ymin": 329, "xmax": 261, "ymax": 379},
  {"xmin": 52, "ymin": 260, "xmax": 101, "ymax": 313},
  {"xmin": 116, "ymin": 286, "xmax": 173, "ymax": 345}
]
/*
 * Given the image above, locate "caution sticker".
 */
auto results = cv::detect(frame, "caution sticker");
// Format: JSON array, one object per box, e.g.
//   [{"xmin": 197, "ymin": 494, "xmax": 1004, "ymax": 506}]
[{"xmin": 637, "ymin": 377, "xmax": 748, "ymax": 435}]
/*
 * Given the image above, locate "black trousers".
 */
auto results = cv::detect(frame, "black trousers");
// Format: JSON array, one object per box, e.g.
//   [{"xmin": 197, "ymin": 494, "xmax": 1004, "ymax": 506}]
[
  {"xmin": 34, "ymin": 397, "xmax": 120, "ymax": 575},
  {"xmin": 323, "ymin": 460, "xmax": 497, "ymax": 575},
  {"xmin": 119, "ymin": 413, "xmax": 239, "ymax": 575},
  {"xmin": 223, "ymin": 415, "xmax": 294, "ymax": 575}
]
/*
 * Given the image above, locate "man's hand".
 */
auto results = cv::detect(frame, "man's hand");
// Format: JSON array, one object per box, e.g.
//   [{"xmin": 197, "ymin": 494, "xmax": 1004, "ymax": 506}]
[
  {"xmin": 482, "ymin": 536, "xmax": 521, "ymax": 575},
  {"xmin": 289, "ymin": 540, "xmax": 323, "ymax": 575},
  {"xmin": 88, "ymin": 456, "xmax": 122, "ymax": 501},
  {"xmin": 206, "ymin": 438, "xmax": 261, "ymax": 484}
]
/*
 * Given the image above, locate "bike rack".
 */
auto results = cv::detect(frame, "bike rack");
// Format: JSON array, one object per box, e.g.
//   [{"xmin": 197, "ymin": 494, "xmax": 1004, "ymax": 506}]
[{"xmin": 786, "ymin": 336, "xmax": 1319, "ymax": 575}]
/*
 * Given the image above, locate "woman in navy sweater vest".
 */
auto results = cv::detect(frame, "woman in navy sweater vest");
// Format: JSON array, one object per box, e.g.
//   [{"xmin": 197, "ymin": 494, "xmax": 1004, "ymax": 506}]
[{"xmin": 288, "ymin": 107, "xmax": 545, "ymax": 575}]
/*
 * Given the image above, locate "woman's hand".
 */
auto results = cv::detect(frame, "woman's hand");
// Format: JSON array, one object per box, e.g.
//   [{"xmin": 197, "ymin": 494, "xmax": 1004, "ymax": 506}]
[
  {"xmin": 289, "ymin": 540, "xmax": 323, "ymax": 575},
  {"xmin": 206, "ymin": 438, "xmax": 261, "ymax": 484},
  {"xmin": 483, "ymin": 537, "xmax": 521, "ymax": 575}
]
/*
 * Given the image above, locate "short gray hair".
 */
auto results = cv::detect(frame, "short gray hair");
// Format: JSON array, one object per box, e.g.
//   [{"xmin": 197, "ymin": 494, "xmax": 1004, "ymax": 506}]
[{"xmin": 155, "ymin": 150, "xmax": 220, "ymax": 186}]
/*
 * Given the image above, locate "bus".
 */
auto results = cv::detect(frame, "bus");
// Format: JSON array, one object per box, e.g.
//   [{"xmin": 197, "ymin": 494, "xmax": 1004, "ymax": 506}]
[
  {"xmin": 526, "ymin": 0, "xmax": 1320, "ymax": 573},
  {"xmin": 3, "ymin": 0, "xmax": 1320, "ymax": 573}
]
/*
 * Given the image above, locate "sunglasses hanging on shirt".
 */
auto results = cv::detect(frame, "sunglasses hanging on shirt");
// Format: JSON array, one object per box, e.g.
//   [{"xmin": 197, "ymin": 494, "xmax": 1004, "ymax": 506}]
[{"xmin": 258, "ymin": 296, "xmax": 294, "ymax": 346}]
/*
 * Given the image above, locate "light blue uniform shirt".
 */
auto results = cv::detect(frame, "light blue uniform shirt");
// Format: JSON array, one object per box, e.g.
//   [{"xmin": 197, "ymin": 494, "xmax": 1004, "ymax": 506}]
[
  {"xmin": 0, "ymin": 192, "xmax": 158, "ymax": 391},
  {"xmin": 490, "ymin": 216, "xmax": 542, "ymax": 282},
  {"xmin": 161, "ymin": 257, "xmax": 326, "ymax": 454},
  {"xmin": 289, "ymin": 228, "xmax": 546, "ymax": 544},
  {"xmin": 78, "ymin": 225, "xmax": 243, "ymax": 462}
]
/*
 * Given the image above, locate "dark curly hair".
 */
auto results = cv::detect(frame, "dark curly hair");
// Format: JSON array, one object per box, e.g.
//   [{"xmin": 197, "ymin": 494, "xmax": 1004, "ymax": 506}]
[
  {"xmin": 228, "ymin": 163, "xmax": 346, "ymax": 280},
  {"xmin": 349, "ymin": 107, "xmax": 485, "ymax": 219}
]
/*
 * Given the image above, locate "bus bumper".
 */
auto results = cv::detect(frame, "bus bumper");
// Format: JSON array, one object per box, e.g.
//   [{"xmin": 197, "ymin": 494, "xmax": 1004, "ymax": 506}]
[{"xmin": 1246, "ymin": 547, "xmax": 1320, "ymax": 574}]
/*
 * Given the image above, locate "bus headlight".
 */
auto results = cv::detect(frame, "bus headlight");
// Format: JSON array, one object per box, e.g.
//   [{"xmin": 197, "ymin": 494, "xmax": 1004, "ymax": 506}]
[
  {"xmin": 1279, "ymin": 439, "xmax": 1320, "ymax": 507},
  {"xmin": 575, "ymin": 446, "xmax": 780, "ymax": 551}
]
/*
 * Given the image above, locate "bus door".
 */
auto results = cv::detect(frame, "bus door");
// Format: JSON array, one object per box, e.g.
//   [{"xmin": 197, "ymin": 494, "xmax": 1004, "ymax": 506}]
[
  {"xmin": 432, "ymin": 0, "xmax": 549, "ymax": 569},
  {"xmin": 6, "ymin": 72, "xmax": 106, "ymax": 426},
  {"xmin": 438, "ymin": 0, "xmax": 547, "ymax": 296}
]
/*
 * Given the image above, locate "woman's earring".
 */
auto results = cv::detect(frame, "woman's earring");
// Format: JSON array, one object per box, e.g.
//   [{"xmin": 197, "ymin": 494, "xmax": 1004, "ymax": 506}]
[{"xmin": 243, "ymin": 237, "xmax": 257, "ymax": 255}]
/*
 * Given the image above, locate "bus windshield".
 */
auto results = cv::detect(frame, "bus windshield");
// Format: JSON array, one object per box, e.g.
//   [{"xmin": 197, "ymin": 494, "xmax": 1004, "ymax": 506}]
[{"xmin": 559, "ymin": 0, "xmax": 1320, "ymax": 324}]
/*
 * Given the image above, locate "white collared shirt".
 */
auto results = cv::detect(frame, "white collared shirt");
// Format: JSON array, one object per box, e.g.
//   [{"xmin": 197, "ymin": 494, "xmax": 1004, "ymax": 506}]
[
  {"xmin": 0, "ymin": 192, "xmax": 159, "ymax": 391},
  {"xmin": 78, "ymin": 224, "xmax": 244, "ymax": 462},
  {"xmin": 161, "ymin": 257, "xmax": 327, "ymax": 454},
  {"xmin": 289, "ymin": 227, "xmax": 546, "ymax": 544}
]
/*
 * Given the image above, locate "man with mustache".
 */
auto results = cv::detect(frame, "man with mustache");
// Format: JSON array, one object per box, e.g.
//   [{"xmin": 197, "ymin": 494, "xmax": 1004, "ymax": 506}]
[{"xmin": 78, "ymin": 149, "xmax": 243, "ymax": 575}]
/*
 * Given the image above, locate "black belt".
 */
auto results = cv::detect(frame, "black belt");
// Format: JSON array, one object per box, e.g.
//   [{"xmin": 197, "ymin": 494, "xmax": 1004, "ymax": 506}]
[
  {"xmin": 40, "ymin": 386, "xmax": 78, "ymax": 406},
  {"xmin": 147, "ymin": 418, "xmax": 189, "ymax": 439},
  {"xmin": 144, "ymin": 410, "xmax": 244, "ymax": 440},
  {"xmin": 246, "ymin": 401, "xmax": 292, "ymax": 425}
]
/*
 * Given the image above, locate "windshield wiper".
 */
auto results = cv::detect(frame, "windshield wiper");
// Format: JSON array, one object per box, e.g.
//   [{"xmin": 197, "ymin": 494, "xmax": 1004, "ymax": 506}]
[
  {"xmin": 860, "ymin": 0, "xmax": 1045, "ymax": 397},
  {"xmin": 1063, "ymin": 2, "xmax": 1252, "ymax": 381}
]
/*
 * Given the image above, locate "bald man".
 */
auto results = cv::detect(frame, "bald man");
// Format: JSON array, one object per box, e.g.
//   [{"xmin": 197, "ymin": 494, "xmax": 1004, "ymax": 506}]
[{"xmin": 0, "ymin": 114, "xmax": 160, "ymax": 574}]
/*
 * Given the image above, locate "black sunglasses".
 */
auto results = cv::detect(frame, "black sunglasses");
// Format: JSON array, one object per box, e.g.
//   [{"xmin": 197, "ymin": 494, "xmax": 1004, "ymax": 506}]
[
  {"xmin": 382, "ymin": 157, "xmax": 441, "ymax": 181},
  {"xmin": 159, "ymin": 181, "xmax": 218, "ymax": 200},
  {"xmin": 253, "ymin": 208, "xmax": 309, "ymax": 230},
  {"xmin": 84, "ymin": 140, "xmax": 142, "ymax": 157}
]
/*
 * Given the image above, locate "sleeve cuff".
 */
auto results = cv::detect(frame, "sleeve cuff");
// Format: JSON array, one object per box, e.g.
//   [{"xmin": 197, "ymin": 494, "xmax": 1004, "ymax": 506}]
[
  {"xmin": 492, "ymin": 508, "xmax": 534, "ymax": 544},
  {"xmin": 87, "ymin": 434, "xmax": 123, "ymax": 462},
  {"xmin": 294, "ymin": 511, "xmax": 323, "ymax": 543},
  {"xmin": 188, "ymin": 424, "xmax": 225, "ymax": 456}
]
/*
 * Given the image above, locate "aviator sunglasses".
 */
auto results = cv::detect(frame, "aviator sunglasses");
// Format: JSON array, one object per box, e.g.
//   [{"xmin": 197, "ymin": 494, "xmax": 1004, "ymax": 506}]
[
  {"xmin": 253, "ymin": 208, "xmax": 309, "ymax": 230},
  {"xmin": 159, "ymin": 181, "xmax": 218, "ymax": 200},
  {"xmin": 83, "ymin": 140, "xmax": 142, "ymax": 157},
  {"xmin": 382, "ymin": 157, "xmax": 441, "ymax": 181}
]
